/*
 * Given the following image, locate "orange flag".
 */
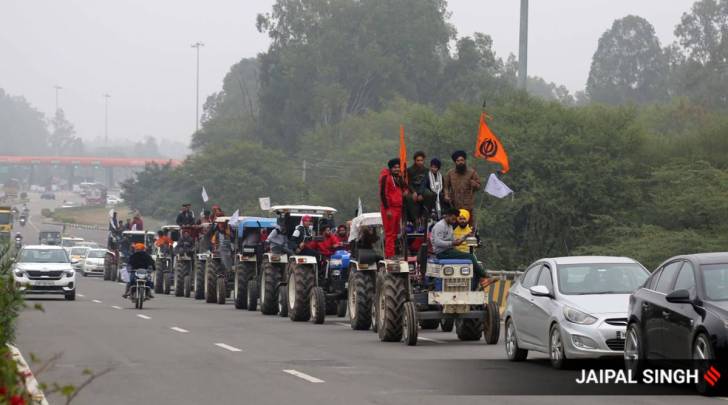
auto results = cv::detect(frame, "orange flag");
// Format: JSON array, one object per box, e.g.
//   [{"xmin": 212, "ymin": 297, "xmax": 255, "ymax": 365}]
[
  {"xmin": 399, "ymin": 124, "xmax": 407, "ymax": 183},
  {"xmin": 474, "ymin": 112, "xmax": 510, "ymax": 174}
]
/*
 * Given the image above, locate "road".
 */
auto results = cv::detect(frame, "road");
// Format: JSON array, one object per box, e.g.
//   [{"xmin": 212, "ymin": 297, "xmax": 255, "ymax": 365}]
[{"xmin": 13, "ymin": 194, "xmax": 720, "ymax": 404}]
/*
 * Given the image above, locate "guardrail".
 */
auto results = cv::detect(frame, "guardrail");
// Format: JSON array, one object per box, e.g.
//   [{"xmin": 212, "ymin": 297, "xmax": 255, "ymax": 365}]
[
  {"xmin": 484, "ymin": 269, "xmax": 523, "ymax": 316},
  {"xmin": 41, "ymin": 221, "xmax": 107, "ymax": 232}
]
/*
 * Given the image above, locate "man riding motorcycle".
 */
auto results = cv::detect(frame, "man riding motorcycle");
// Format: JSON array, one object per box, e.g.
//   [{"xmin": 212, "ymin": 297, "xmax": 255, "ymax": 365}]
[{"xmin": 123, "ymin": 243, "xmax": 155, "ymax": 298}]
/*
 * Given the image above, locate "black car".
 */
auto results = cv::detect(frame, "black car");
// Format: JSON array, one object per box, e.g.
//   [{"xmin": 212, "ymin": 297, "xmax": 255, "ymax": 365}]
[
  {"xmin": 40, "ymin": 191, "xmax": 56, "ymax": 200},
  {"xmin": 625, "ymin": 253, "xmax": 728, "ymax": 391}
]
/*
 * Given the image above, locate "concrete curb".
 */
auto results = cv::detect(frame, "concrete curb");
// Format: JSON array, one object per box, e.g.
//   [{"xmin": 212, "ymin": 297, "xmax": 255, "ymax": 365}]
[{"xmin": 7, "ymin": 344, "xmax": 49, "ymax": 405}]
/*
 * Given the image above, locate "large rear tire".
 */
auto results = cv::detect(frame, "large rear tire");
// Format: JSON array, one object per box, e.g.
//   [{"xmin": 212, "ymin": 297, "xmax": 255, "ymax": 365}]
[
  {"xmin": 194, "ymin": 259, "xmax": 205, "ymax": 300},
  {"xmin": 484, "ymin": 302, "xmax": 500, "ymax": 344},
  {"xmin": 247, "ymin": 280, "xmax": 258, "ymax": 312},
  {"xmin": 174, "ymin": 259, "xmax": 185, "ymax": 297},
  {"xmin": 234, "ymin": 263, "xmax": 250, "ymax": 309},
  {"xmin": 288, "ymin": 264, "xmax": 313, "ymax": 321},
  {"xmin": 310, "ymin": 286, "xmax": 326, "ymax": 325},
  {"xmin": 377, "ymin": 274, "xmax": 407, "ymax": 342},
  {"xmin": 348, "ymin": 270, "xmax": 374, "ymax": 330},
  {"xmin": 205, "ymin": 260, "xmax": 218, "ymax": 303},
  {"xmin": 402, "ymin": 301, "xmax": 418, "ymax": 346},
  {"xmin": 261, "ymin": 261, "xmax": 280, "ymax": 315},
  {"xmin": 103, "ymin": 254, "xmax": 112, "ymax": 280},
  {"xmin": 456, "ymin": 319, "xmax": 483, "ymax": 341}
]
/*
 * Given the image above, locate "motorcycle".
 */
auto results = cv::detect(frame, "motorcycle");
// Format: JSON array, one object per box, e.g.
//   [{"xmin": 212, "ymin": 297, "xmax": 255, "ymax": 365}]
[
  {"xmin": 19, "ymin": 216, "xmax": 27, "ymax": 227},
  {"xmin": 130, "ymin": 268, "xmax": 152, "ymax": 309},
  {"xmin": 14, "ymin": 236, "xmax": 22, "ymax": 250}
]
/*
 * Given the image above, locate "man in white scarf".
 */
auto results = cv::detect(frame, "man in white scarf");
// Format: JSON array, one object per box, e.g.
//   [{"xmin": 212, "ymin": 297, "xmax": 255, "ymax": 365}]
[{"xmin": 425, "ymin": 158, "xmax": 444, "ymax": 220}]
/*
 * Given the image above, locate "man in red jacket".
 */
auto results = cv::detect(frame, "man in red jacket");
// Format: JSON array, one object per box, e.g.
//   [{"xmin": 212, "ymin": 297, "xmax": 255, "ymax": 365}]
[{"xmin": 380, "ymin": 158, "xmax": 405, "ymax": 258}]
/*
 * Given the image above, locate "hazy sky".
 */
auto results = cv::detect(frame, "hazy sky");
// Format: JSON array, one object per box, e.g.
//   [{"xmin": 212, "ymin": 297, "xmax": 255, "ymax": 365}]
[{"xmin": 0, "ymin": 0, "xmax": 696, "ymax": 147}]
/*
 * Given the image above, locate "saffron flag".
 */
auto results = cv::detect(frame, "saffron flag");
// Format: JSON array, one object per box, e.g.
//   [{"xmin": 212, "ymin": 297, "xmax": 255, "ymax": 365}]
[
  {"xmin": 474, "ymin": 112, "xmax": 510, "ymax": 174},
  {"xmin": 399, "ymin": 124, "xmax": 407, "ymax": 183}
]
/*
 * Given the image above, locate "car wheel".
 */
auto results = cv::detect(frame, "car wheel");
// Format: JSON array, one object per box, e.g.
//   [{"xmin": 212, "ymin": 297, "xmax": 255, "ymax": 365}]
[
  {"xmin": 624, "ymin": 323, "xmax": 645, "ymax": 377},
  {"xmin": 549, "ymin": 324, "xmax": 569, "ymax": 369},
  {"xmin": 505, "ymin": 318, "xmax": 528, "ymax": 361},
  {"xmin": 694, "ymin": 333, "xmax": 716, "ymax": 395}
]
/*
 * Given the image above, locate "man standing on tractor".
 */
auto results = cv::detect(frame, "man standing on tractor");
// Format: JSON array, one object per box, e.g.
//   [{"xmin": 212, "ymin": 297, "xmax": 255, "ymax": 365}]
[
  {"xmin": 210, "ymin": 204, "xmax": 224, "ymax": 222},
  {"xmin": 291, "ymin": 215, "xmax": 318, "ymax": 256},
  {"xmin": 431, "ymin": 208, "xmax": 490, "ymax": 289},
  {"xmin": 379, "ymin": 158, "xmax": 405, "ymax": 259},
  {"xmin": 176, "ymin": 203, "xmax": 195, "ymax": 226},
  {"xmin": 404, "ymin": 151, "xmax": 428, "ymax": 226},
  {"xmin": 425, "ymin": 158, "xmax": 445, "ymax": 219},
  {"xmin": 444, "ymin": 151, "xmax": 481, "ymax": 225},
  {"xmin": 130, "ymin": 213, "xmax": 144, "ymax": 230},
  {"xmin": 207, "ymin": 217, "xmax": 233, "ymax": 270}
]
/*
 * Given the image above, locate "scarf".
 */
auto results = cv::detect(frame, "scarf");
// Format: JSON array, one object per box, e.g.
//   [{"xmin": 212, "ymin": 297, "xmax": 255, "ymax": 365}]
[{"xmin": 428, "ymin": 170, "xmax": 443, "ymax": 217}]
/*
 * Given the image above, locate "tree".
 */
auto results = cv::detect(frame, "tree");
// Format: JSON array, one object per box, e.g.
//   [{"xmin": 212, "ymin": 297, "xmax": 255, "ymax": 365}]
[
  {"xmin": 48, "ymin": 109, "xmax": 84, "ymax": 156},
  {"xmin": 0, "ymin": 88, "xmax": 49, "ymax": 155},
  {"xmin": 671, "ymin": 0, "xmax": 728, "ymax": 108},
  {"xmin": 587, "ymin": 15, "xmax": 668, "ymax": 104}
]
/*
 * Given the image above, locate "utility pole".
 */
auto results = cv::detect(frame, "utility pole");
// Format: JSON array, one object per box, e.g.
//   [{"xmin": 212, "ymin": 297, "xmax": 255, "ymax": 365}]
[
  {"xmin": 54, "ymin": 85, "xmax": 63, "ymax": 113},
  {"xmin": 191, "ymin": 42, "xmax": 205, "ymax": 134},
  {"xmin": 302, "ymin": 160, "xmax": 307, "ymax": 183},
  {"xmin": 518, "ymin": 0, "xmax": 529, "ymax": 90},
  {"xmin": 103, "ymin": 93, "xmax": 111, "ymax": 144}
]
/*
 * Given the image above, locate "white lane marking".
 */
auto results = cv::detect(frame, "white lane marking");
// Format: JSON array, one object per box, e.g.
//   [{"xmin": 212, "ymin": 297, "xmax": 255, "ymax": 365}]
[
  {"xmin": 137, "ymin": 314, "xmax": 151, "ymax": 320},
  {"xmin": 92, "ymin": 299, "xmax": 102, "ymax": 303},
  {"xmin": 418, "ymin": 337, "xmax": 446, "ymax": 344},
  {"xmin": 335, "ymin": 322, "xmax": 349, "ymax": 327},
  {"xmin": 214, "ymin": 343, "xmax": 242, "ymax": 352},
  {"xmin": 77, "ymin": 294, "xmax": 85, "ymax": 297},
  {"xmin": 170, "ymin": 326, "xmax": 189, "ymax": 333},
  {"xmin": 282, "ymin": 369, "xmax": 325, "ymax": 383},
  {"xmin": 111, "ymin": 305, "xmax": 122, "ymax": 310}
]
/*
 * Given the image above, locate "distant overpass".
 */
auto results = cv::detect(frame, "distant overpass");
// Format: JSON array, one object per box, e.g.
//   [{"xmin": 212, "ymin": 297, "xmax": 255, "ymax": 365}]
[{"xmin": 0, "ymin": 155, "xmax": 183, "ymax": 187}]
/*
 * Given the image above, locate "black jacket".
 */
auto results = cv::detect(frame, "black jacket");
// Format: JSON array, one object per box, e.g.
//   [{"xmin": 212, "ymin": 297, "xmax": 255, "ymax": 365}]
[
  {"xmin": 176, "ymin": 210, "xmax": 195, "ymax": 226},
  {"xmin": 128, "ymin": 251, "xmax": 155, "ymax": 271}
]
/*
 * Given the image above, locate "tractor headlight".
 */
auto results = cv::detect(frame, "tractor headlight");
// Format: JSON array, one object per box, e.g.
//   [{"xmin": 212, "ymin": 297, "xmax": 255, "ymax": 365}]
[
  {"xmin": 443, "ymin": 266, "xmax": 454, "ymax": 276},
  {"xmin": 460, "ymin": 266, "xmax": 471, "ymax": 276},
  {"xmin": 329, "ymin": 259, "xmax": 342, "ymax": 268}
]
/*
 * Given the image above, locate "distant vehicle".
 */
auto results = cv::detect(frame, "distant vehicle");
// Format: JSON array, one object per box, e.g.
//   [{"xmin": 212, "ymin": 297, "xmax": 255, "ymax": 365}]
[
  {"xmin": 82, "ymin": 248, "xmax": 107, "ymax": 277},
  {"xmin": 106, "ymin": 195, "xmax": 123, "ymax": 206},
  {"xmin": 61, "ymin": 237, "xmax": 84, "ymax": 254},
  {"xmin": 504, "ymin": 256, "xmax": 649, "ymax": 369},
  {"xmin": 60, "ymin": 201, "xmax": 77, "ymax": 209},
  {"xmin": 2, "ymin": 179, "xmax": 20, "ymax": 199},
  {"xmin": 12, "ymin": 245, "xmax": 77, "ymax": 300},
  {"xmin": 40, "ymin": 191, "xmax": 56, "ymax": 200},
  {"xmin": 69, "ymin": 246, "xmax": 91, "ymax": 271},
  {"xmin": 38, "ymin": 230, "xmax": 62, "ymax": 245},
  {"xmin": 76, "ymin": 241, "xmax": 100, "ymax": 249},
  {"xmin": 626, "ymin": 253, "xmax": 728, "ymax": 394},
  {"xmin": 0, "ymin": 206, "xmax": 12, "ymax": 238}
]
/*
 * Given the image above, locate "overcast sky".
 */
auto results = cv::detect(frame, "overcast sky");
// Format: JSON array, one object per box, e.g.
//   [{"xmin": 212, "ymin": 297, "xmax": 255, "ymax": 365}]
[{"xmin": 0, "ymin": 0, "xmax": 696, "ymax": 147}]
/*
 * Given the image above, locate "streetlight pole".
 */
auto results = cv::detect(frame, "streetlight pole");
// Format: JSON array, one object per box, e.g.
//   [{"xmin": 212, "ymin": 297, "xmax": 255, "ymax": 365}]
[
  {"xmin": 191, "ymin": 42, "xmax": 204, "ymax": 134},
  {"xmin": 103, "ymin": 93, "xmax": 111, "ymax": 144},
  {"xmin": 518, "ymin": 0, "xmax": 529, "ymax": 90},
  {"xmin": 54, "ymin": 85, "xmax": 63, "ymax": 113}
]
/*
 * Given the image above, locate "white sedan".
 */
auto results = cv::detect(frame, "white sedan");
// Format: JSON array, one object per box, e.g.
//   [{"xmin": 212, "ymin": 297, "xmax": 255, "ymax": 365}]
[{"xmin": 82, "ymin": 248, "xmax": 107, "ymax": 277}]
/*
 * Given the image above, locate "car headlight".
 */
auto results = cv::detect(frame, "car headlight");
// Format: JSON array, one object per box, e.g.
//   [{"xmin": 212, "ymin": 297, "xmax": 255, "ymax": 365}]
[
  {"xmin": 13, "ymin": 268, "xmax": 24, "ymax": 277},
  {"xmin": 329, "ymin": 259, "xmax": 342, "ymax": 267},
  {"xmin": 563, "ymin": 306, "xmax": 597, "ymax": 325},
  {"xmin": 460, "ymin": 266, "xmax": 471, "ymax": 276},
  {"xmin": 443, "ymin": 266, "xmax": 454, "ymax": 276},
  {"xmin": 64, "ymin": 269, "xmax": 75, "ymax": 277}
]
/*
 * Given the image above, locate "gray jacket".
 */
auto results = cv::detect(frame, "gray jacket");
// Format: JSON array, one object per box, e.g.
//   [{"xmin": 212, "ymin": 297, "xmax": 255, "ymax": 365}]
[{"xmin": 431, "ymin": 219, "xmax": 454, "ymax": 255}]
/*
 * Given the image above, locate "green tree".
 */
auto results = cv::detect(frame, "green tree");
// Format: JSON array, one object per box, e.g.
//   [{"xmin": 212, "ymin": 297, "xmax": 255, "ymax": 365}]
[
  {"xmin": 587, "ymin": 15, "xmax": 668, "ymax": 104},
  {"xmin": 49, "ymin": 109, "xmax": 84, "ymax": 156},
  {"xmin": 0, "ymin": 88, "xmax": 49, "ymax": 155}
]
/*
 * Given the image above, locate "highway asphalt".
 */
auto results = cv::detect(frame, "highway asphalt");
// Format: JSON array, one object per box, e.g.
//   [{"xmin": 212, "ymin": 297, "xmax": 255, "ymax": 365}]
[{"xmin": 12, "ymin": 193, "xmax": 720, "ymax": 404}]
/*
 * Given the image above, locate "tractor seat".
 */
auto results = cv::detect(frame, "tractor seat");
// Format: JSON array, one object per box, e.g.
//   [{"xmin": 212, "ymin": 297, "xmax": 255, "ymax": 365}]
[{"xmin": 428, "ymin": 258, "xmax": 471, "ymax": 265}]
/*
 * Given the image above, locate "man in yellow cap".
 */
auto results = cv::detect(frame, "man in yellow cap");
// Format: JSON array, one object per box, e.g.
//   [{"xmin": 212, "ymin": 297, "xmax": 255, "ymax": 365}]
[{"xmin": 453, "ymin": 209, "xmax": 473, "ymax": 253}]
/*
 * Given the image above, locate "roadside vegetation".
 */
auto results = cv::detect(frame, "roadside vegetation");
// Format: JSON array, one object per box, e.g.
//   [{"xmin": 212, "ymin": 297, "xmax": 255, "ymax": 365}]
[{"xmin": 122, "ymin": 0, "xmax": 728, "ymax": 270}]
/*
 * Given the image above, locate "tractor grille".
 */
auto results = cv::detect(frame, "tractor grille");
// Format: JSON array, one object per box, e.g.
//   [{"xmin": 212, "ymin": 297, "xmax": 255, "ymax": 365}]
[
  {"xmin": 444, "ymin": 277, "xmax": 470, "ymax": 293},
  {"xmin": 26, "ymin": 271, "xmax": 63, "ymax": 280},
  {"xmin": 604, "ymin": 318, "xmax": 628, "ymax": 327},
  {"xmin": 606, "ymin": 338, "xmax": 625, "ymax": 351}
]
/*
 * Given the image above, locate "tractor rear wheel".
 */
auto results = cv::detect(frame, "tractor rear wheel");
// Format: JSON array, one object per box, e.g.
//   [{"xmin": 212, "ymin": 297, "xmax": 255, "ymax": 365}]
[
  {"xmin": 348, "ymin": 270, "xmax": 374, "ymax": 330},
  {"xmin": 234, "ymin": 263, "xmax": 250, "ymax": 309},
  {"xmin": 194, "ymin": 259, "xmax": 205, "ymax": 300},
  {"xmin": 288, "ymin": 264, "xmax": 313, "ymax": 321},
  {"xmin": 260, "ymin": 261, "xmax": 280, "ymax": 315},
  {"xmin": 456, "ymin": 319, "xmax": 483, "ymax": 341},
  {"xmin": 174, "ymin": 260, "xmax": 185, "ymax": 297},
  {"xmin": 205, "ymin": 260, "xmax": 218, "ymax": 303},
  {"xmin": 377, "ymin": 274, "xmax": 407, "ymax": 342}
]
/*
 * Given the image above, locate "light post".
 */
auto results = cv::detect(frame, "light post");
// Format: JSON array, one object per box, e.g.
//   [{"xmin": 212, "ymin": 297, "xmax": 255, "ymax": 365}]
[
  {"xmin": 54, "ymin": 85, "xmax": 63, "ymax": 113},
  {"xmin": 103, "ymin": 93, "xmax": 111, "ymax": 144},
  {"xmin": 191, "ymin": 42, "xmax": 205, "ymax": 134}
]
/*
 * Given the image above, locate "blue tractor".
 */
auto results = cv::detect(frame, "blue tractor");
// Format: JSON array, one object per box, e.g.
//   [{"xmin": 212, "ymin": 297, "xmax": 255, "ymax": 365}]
[{"xmin": 232, "ymin": 217, "xmax": 278, "ymax": 310}]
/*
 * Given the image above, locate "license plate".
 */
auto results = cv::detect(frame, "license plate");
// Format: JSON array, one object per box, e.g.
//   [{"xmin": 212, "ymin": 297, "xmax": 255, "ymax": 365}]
[{"xmin": 34, "ymin": 280, "xmax": 56, "ymax": 286}]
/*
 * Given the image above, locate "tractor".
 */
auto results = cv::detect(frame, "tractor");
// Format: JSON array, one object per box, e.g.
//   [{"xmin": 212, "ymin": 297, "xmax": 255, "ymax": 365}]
[
  {"xmin": 174, "ymin": 225, "xmax": 200, "ymax": 297},
  {"xmin": 346, "ymin": 213, "xmax": 384, "ymax": 330},
  {"xmin": 265, "ymin": 205, "xmax": 337, "ymax": 323},
  {"xmin": 231, "ymin": 217, "xmax": 277, "ymax": 310},
  {"xmin": 154, "ymin": 225, "xmax": 179, "ymax": 295},
  {"xmin": 204, "ymin": 217, "xmax": 234, "ymax": 305}
]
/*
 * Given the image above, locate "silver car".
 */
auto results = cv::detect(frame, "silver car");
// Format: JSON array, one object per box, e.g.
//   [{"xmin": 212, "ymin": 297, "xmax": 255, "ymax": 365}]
[{"xmin": 504, "ymin": 256, "xmax": 649, "ymax": 368}]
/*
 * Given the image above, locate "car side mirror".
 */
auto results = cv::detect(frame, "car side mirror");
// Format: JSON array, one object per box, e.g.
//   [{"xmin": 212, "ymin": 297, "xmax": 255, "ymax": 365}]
[
  {"xmin": 529, "ymin": 285, "xmax": 551, "ymax": 297},
  {"xmin": 666, "ymin": 289, "xmax": 691, "ymax": 303}
]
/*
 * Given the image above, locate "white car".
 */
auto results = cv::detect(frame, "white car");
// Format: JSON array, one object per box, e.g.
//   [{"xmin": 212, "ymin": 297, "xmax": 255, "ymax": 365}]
[
  {"xmin": 82, "ymin": 248, "xmax": 107, "ymax": 277},
  {"xmin": 13, "ymin": 245, "xmax": 77, "ymax": 300},
  {"xmin": 106, "ymin": 196, "xmax": 123, "ymax": 206},
  {"xmin": 60, "ymin": 201, "xmax": 77, "ymax": 209},
  {"xmin": 504, "ymin": 256, "xmax": 649, "ymax": 369}
]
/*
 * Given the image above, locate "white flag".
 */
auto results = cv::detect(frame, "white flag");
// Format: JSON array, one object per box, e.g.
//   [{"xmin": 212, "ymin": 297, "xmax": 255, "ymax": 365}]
[
  {"xmin": 201, "ymin": 186, "xmax": 209, "ymax": 202},
  {"xmin": 357, "ymin": 197, "xmax": 363, "ymax": 217},
  {"xmin": 229, "ymin": 209, "xmax": 240, "ymax": 226},
  {"xmin": 258, "ymin": 197, "xmax": 271, "ymax": 211},
  {"xmin": 485, "ymin": 173, "xmax": 513, "ymax": 199}
]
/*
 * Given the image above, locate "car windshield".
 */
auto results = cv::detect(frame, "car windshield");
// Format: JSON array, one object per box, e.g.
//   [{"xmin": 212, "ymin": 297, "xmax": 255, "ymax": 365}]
[
  {"xmin": 19, "ymin": 249, "xmax": 68, "ymax": 263},
  {"xmin": 70, "ymin": 247, "xmax": 88, "ymax": 256},
  {"xmin": 557, "ymin": 263, "xmax": 649, "ymax": 295},
  {"xmin": 87, "ymin": 250, "xmax": 106, "ymax": 258},
  {"xmin": 701, "ymin": 264, "xmax": 728, "ymax": 300}
]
